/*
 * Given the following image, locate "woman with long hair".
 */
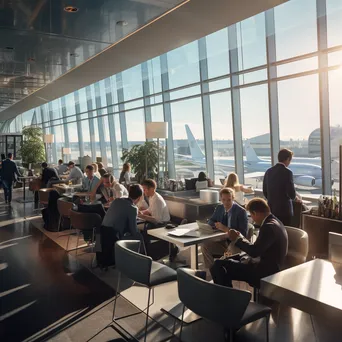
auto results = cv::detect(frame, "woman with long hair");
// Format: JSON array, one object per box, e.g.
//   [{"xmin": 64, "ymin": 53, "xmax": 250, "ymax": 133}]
[
  {"xmin": 119, "ymin": 162, "xmax": 131, "ymax": 186},
  {"xmin": 91, "ymin": 163, "xmax": 101, "ymax": 178},
  {"xmin": 223, "ymin": 172, "xmax": 253, "ymax": 205},
  {"xmin": 195, "ymin": 171, "xmax": 210, "ymax": 192}
]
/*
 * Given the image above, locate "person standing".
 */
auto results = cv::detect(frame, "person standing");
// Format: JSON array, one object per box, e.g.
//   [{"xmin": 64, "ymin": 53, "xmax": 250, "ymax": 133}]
[
  {"xmin": 263, "ymin": 149, "xmax": 296, "ymax": 226},
  {"xmin": 119, "ymin": 162, "xmax": 131, "ymax": 187},
  {"xmin": 98, "ymin": 184, "xmax": 144, "ymax": 268},
  {"xmin": 1, "ymin": 153, "xmax": 22, "ymax": 204},
  {"xmin": 42, "ymin": 162, "xmax": 59, "ymax": 188}
]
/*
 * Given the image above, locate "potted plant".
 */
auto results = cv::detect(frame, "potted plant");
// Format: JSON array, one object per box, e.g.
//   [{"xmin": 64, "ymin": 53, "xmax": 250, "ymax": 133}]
[
  {"xmin": 19, "ymin": 126, "xmax": 46, "ymax": 171},
  {"xmin": 121, "ymin": 141, "xmax": 159, "ymax": 183}
]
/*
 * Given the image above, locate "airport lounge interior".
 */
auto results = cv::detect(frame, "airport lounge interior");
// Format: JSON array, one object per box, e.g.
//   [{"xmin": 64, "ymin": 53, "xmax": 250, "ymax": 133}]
[{"xmin": 1, "ymin": 0, "xmax": 342, "ymax": 341}]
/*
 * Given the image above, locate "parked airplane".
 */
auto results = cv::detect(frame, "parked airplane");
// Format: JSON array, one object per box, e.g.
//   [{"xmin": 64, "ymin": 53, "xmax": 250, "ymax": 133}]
[{"xmin": 182, "ymin": 125, "xmax": 329, "ymax": 188}]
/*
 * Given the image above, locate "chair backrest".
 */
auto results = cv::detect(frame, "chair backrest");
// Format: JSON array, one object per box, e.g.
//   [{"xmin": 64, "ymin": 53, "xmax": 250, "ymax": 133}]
[
  {"xmin": 69, "ymin": 210, "xmax": 102, "ymax": 231},
  {"xmin": 115, "ymin": 240, "xmax": 152, "ymax": 286},
  {"xmin": 284, "ymin": 226, "xmax": 309, "ymax": 266},
  {"xmin": 177, "ymin": 268, "xmax": 251, "ymax": 329},
  {"xmin": 57, "ymin": 198, "xmax": 73, "ymax": 217},
  {"xmin": 38, "ymin": 188, "xmax": 54, "ymax": 204},
  {"xmin": 29, "ymin": 178, "xmax": 43, "ymax": 191},
  {"xmin": 329, "ymin": 232, "xmax": 342, "ymax": 264}
]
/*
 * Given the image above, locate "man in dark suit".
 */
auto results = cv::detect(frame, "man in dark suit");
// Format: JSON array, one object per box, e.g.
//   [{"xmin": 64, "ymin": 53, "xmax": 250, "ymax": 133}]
[
  {"xmin": 41, "ymin": 162, "xmax": 59, "ymax": 187},
  {"xmin": 1, "ymin": 153, "xmax": 21, "ymax": 204},
  {"xmin": 210, "ymin": 198, "xmax": 288, "ymax": 287},
  {"xmin": 201, "ymin": 187, "xmax": 248, "ymax": 269},
  {"xmin": 263, "ymin": 149, "xmax": 296, "ymax": 225}
]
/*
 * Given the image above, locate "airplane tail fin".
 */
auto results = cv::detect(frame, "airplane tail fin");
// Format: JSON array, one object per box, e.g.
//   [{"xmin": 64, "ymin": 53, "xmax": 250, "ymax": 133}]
[
  {"xmin": 185, "ymin": 125, "xmax": 205, "ymax": 160},
  {"xmin": 245, "ymin": 140, "xmax": 261, "ymax": 162}
]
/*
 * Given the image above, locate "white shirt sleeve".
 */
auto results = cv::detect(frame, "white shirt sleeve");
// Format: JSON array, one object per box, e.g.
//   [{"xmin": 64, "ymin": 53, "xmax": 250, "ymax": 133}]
[{"xmin": 149, "ymin": 194, "xmax": 170, "ymax": 223}]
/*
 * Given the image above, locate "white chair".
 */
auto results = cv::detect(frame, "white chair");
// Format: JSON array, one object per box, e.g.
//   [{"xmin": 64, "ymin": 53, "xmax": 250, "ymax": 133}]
[{"xmin": 329, "ymin": 232, "xmax": 342, "ymax": 264}]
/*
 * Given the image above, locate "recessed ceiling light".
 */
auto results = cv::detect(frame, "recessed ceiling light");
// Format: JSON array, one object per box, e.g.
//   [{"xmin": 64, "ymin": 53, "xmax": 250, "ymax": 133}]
[
  {"xmin": 5, "ymin": 46, "xmax": 14, "ymax": 50},
  {"xmin": 116, "ymin": 20, "xmax": 128, "ymax": 27},
  {"xmin": 64, "ymin": 6, "xmax": 78, "ymax": 13}
]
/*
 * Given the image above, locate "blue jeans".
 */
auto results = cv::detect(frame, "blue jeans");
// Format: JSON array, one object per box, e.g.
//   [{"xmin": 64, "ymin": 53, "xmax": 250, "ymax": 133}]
[{"xmin": 2, "ymin": 179, "xmax": 13, "ymax": 203}]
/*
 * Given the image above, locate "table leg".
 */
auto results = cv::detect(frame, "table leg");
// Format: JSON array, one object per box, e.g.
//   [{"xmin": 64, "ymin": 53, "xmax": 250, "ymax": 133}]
[{"xmin": 190, "ymin": 244, "xmax": 199, "ymax": 269}]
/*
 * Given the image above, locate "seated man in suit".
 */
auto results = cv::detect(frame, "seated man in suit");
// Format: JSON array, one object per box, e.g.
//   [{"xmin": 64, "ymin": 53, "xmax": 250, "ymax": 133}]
[
  {"xmin": 201, "ymin": 187, "xmax": 248, "ymax": 269},
  {"xmin": 98, "ymin": 184, "xmax": 143, "ymax": 268},
  {"xmin": 210, "ymin": 198, "xmax": 288, "ymax": 288}
]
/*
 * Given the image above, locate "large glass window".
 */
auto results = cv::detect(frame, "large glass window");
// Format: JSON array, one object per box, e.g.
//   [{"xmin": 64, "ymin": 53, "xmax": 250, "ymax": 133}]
[
  {"xmin": 327, "ymin": 0, "xmax": 342, "ymax": 48},
  {"xmin": 170, "ymin": 97, "xmax": 206, "ymax": 180},
  {"xmin": 274, "ymin": 0, "xmax": 317, "ymax": 61},
  {"xmin": 206, "ymin": 28, "xmax": 230, "ymax": 79},
  {"xmin": 167, "ymin": 41, "xmax": 200, "ymax": 89},
  {"xmin": 122, "ymin": 65, "xmax": 143, "ymax": 101},
  {"xmin": 210, "ymin": 91, "xmax": 235, "ymax": 184},
  {"xmin": 237, "ymin": 12, "xmax": 267, "ymax": 70},
  {"xmin": 126, "ymin": 109, "xmax": 146, "ymax": 148},
  {"xmin": 278, "ymin": 74, "xmax": 322, "ymax": 193},
  {"xmin": 240, "ymin": 84, "xmax": 270, "ymax": 189}
]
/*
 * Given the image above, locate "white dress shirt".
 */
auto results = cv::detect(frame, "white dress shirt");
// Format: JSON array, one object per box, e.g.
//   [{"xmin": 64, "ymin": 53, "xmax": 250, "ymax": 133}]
[
  {"xmin": 148, "ymin": 192, "xmax": 170, "ymax": 223},
  {"xmin": 112, "ymin": 182, "xmax": 129, "ymax": 198}
]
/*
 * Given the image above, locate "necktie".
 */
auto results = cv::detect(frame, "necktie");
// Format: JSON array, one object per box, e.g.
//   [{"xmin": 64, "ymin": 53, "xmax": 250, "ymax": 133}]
[{"xmin": 223, "ymin": 211, "xmax": 228, "ymax": 226}]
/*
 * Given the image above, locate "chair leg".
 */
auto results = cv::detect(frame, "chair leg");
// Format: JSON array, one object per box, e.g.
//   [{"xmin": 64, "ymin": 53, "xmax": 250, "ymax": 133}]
[
  {"xmin": 144, "ymin": 288, "xmax": 152, "ymax": 342},
  {"xmin": 76, "ymin": 231, "xmax": 80, "ymax": 256},
  {"xmin": 92, "ymin": 228, "xmax": 95, "ymax": 253},
  {"xmin": 266, "ymin": 313, "xmax": 270, "ymax": 342},
  {"xmin": 179, "ymin": 304, "xmax": 185, "ymax": 342},
  {"xmin": 112, "ymin": 272, "xmax": 121, "ymax": 321},
  {"xmin": 57, "ymin": 216, "xmax": 62, "ymax": 232}
]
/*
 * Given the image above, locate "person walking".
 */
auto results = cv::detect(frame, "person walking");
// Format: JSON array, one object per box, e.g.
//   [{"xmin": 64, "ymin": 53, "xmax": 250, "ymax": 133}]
[{"xmin": 1, "ymin": 153, "xmax": 22, "ymax": 205}]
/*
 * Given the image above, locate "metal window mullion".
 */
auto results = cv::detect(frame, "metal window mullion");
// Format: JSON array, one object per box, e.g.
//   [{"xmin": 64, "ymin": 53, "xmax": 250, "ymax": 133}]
[
  {"xmin": 60, "ymin": 97, "xmax": 70, "ymax": 148},
  {"xmin": 105, "ymin": 78, "xmax": 119, "ymax": 169},
  {"xmin": 160, "ymin": 54, "xmax": 176, "ymax": 179},
  {"xmin": 74, "ymin": 91, "xmax": 84, "ymax": 158},
  {"xmin": 86, "ymin": 86, "xmax": 96, "ymax": 159},
  {"xmin": 142, "ymin": 62, "xmax": 152, "ymax": 125},
  {"xmin": 94, "ymin": 83, "xmax": 108, "ymax": 165},
  {"xmin": 116, "ymin": 73, "xmax": 128, "ymax": 150},
  {"xmin": 47, "ymin": 103, "xmax": 57, "ymax": 163},
  {"xmin": 317, "ymin": 0, "xmax": 332, "ymax": 195},
  {"xmin": 228, "ymin": 25, "xmax": 244, "ymax": 183},
  {"xmin": 265, "ymin": 9, "xmax": 280, "ymax": 165},
  {"xmin": 198, "ymin": 38, "xmax": 215, "ymax": 180}
]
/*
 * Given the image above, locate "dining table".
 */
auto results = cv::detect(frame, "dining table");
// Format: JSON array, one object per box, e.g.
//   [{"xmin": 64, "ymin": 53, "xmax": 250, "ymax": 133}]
[{"xmin": 17, "ymin": 175, "xmax": 39, "ymax": 203}]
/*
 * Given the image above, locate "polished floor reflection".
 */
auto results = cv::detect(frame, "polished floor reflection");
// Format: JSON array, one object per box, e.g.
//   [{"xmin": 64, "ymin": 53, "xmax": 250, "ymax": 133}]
[{"xmin": 0, "ymin": 199, "xmax": 115, "ymax": 342}]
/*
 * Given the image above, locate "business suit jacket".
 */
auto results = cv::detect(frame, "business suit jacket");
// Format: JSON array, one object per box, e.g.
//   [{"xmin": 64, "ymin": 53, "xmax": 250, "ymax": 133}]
[
  {"xmin": 1, "ymin": 158, "xmax": 21, "ymax": 182},
  {"xmin": 263, "ymin": 163, "xmax": 296, "ymax": 217},
  {"xmin": 42, "ymin": 167, "xmax": 59, "ymax": 185},
  {"xmin": 235, "ymin": 214, "xmax": 288, "ymax": 277},
  {"xmin": 102, "ymin": 198, "xmax": 139, "ymax": 239},
  {"xmin": 208, "ymin": 202, "xmax": 248, "ymax": 237}
]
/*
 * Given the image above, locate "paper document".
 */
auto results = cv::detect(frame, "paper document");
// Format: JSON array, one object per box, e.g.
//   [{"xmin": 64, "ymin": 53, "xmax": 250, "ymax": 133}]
[{"xmin": 168, "ymin": 229, "xmax": 200, "ymax": 237}]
